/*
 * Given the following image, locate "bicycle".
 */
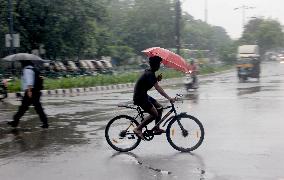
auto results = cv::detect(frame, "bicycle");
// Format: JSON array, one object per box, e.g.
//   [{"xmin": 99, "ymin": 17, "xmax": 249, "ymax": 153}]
[{"xmin": 105, "ymin": 94, "xmax": 205, "ymax": 152}]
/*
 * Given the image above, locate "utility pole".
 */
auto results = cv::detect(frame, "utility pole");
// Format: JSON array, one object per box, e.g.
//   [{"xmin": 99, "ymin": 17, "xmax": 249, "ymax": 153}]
[
  {"xmin": 7, "ymin": 0, "xmax": 14, "ymax": 54},
  {"xmin": 175, "ymin": 0, "xmax": 181, "ymax": 55},
  {"xmin": 204, "ymin": 0, "xmax": 208, "ymax": 23},
  {"xmin": 234, "ymin": 5, "xmax": 255, "ymax": 27}
]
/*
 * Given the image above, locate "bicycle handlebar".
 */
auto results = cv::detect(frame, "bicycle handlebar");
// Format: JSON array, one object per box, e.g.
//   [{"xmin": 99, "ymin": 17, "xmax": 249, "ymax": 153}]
[
  {"xmin": 166, "ymin": 94, "xmax": 183, "ymax": 109},
  {"xmin": 172, "ymin": 93, "xmax": 183, "ymax": 104}
]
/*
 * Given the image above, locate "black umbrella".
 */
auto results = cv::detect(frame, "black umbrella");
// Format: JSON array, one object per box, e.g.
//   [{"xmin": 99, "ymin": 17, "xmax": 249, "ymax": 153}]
[{"xmin": 2, "ymin": 53, "xmax": 43, "ymax": 61}]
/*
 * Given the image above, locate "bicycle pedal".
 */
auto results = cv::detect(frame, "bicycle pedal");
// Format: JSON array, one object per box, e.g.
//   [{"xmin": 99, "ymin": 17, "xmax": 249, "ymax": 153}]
[{"xmin": 128, "ymin": 135, "xmax": 136, "ymax": 139}]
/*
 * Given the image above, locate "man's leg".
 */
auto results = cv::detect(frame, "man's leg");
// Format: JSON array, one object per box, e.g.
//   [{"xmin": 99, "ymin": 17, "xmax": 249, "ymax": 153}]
[
  {"xmin": 152, "ymin": 100, "xmax": 163, "ymax": 125},
  {"xmin": 9, "ymin": 93, "xmax": 31, "ymax": 127},
  {"xmin": 136, "ymin": 106, "xmax": 158, "ymax": 131},
  {"xmin": 32, "ymin": 92, "xmax": 48, "ymax": 128},
  {"xmin": 149, "ymin": 97, "xmax": 165, "ymax": 133},
  {"xmin": 133, "ymin": 105, "xmax": 158, "ymax": 139}
]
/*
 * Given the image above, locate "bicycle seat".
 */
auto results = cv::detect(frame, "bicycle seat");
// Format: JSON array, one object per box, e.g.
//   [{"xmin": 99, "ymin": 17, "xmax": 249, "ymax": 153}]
[
  {"xmin": 118, "ymin": 103, "xmax": 138, "ymax": 109},
  {"xmin": 118, "ymin": 103, "xmax": 146, "ymax": 115}
]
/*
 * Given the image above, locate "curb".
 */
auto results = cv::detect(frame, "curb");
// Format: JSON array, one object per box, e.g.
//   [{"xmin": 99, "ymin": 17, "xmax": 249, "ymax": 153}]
[{"xmin": 7, "ymin": 83, "xmax": 136, "ymax": 99}]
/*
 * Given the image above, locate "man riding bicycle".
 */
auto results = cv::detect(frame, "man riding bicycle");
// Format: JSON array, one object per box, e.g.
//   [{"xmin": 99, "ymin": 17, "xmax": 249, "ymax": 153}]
[{"xmin": 133, "ymin": 56, "xmax": 176, "ymax": 140}]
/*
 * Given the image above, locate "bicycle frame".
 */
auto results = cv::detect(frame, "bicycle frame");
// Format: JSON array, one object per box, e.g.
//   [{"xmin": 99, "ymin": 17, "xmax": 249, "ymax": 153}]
[{"xmin": 122, "ymin": 103, "xmax": 179, "ymax": 131}]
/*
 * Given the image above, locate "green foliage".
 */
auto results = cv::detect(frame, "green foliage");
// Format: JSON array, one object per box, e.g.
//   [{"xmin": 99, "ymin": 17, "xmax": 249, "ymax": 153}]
[
  {"xmin": 240, "ymin": 18, "xmax": 284, "ymax": 55},
  {"xmin": 7, "ymin": 66, "xmax": 233, "ymax": 93},
  {"xmin": 108, "ymin": 45, "xmax": 135, "ymax": 65},
  {"xmin": 0, "ymin": 0, "xmax": 110, "ymax": 59},
  {"xmin": 182, "ymin": 12, "xmax": 232, "ymax": 52},
  {"xmin": 7, "ymin": 78, "xmax": 21, "ymax": 92},
  {"xmin": 217, "ymin": 43, "xmax": 238, "ymax": 64},
  {"xmin": 120, "ymin": 0, "xmax": 176, "ymax": 52}
]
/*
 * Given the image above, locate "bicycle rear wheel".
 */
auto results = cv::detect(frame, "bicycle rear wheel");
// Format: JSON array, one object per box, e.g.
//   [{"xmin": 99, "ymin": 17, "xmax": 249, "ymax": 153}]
[
  {"xmin": 166, "ymin": 114, "xmax": 204, "ymax": 152},
  {"xmin": 105, "ymin": 115, "xmax": 141, "ymax": 152}
]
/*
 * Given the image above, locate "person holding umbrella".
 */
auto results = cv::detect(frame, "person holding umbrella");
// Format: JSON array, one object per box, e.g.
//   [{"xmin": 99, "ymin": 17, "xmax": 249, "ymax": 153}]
[
  {"xmin": 133, "ymin": 56, "xmax": 175, "ymax": 139},
  {"xmin": 7, "ymin": 59, "xmax": 48, "ymax": 128}
]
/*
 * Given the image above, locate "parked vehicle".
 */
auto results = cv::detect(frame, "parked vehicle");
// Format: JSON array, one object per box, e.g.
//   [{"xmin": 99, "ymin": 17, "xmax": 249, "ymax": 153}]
[
  {"xmin": 77, "ymin": 60, "xmax": 97, "ymax": 75},
  {"xmin": 67, "ymin": 61, "xmax": 79, "ymax": 72},
  {"xmin": 78, "ymin": 60, "xmax": 89, "ymax": 71},
  {"xmin": 100, "ymin": 60, "xmax": 114, "ymax": 74},
  {"xmin": 44, "ymin": 61, "xmax": 67, "ymax": 78},
  {"xmin": 100, "ymin": 60, "xmax": 112, "ymax": 69},
  {"xmin": 236, "ymin": 45, "xmax": 260, "ymax": 81},
  {"xmin": 91, "ymin": 60, "xmax": 103, "ymax": 70},
  {"xmin": 63, "ymin": 61, "xmax": 81, "ymax": 76},
  {"xmin": 84, "ymin": 60, "xmax": 96, "ymax": 71}
]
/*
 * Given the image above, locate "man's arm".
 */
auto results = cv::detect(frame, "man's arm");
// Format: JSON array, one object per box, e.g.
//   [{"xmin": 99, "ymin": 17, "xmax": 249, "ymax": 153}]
[{"xmin": 154, "ymin": 83, "xmax": 175, "ymax": 103}]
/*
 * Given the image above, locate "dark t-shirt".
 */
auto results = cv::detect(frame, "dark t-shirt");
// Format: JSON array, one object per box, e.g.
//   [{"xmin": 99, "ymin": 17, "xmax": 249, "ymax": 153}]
[{"xmin": 133, "ymin": 69, "xmax": 157, "ymax": 103}]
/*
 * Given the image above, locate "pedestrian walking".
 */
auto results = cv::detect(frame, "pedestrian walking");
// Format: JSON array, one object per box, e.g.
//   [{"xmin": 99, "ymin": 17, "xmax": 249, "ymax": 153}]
[{"xmin": 7, "ymin": 60, "xmax": 48, "ymax": 128}]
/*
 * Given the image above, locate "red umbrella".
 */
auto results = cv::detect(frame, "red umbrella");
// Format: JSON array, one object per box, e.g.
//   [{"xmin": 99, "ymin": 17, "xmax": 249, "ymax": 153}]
[{"xmin": 142, "ymin": 47, "xmax": 190, "ymax": 73}]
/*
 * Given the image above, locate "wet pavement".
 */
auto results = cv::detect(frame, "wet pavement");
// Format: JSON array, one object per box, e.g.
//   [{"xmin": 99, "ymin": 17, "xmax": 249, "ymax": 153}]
[{"xmin": 0, "ymin": 61, "xmax": 284, "ymax": 180}]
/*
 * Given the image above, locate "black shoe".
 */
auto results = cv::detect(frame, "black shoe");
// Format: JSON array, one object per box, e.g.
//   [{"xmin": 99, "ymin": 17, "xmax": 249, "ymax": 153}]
[
  {"xmin": 7, "ymin": 121, "xmax": 19, "ymax": 128},
  {"xmin": 41, "ymin": 124, "xmax": 49, "ymax": 129}
]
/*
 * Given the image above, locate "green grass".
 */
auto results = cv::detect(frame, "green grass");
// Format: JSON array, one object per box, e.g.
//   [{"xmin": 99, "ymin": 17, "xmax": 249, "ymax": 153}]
[{"xmin": 7, "ymin": 65, "xmax": 233, "ymax": 92}]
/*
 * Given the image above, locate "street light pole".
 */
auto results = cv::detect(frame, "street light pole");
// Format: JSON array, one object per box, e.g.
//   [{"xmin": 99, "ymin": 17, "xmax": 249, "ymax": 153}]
[
  {"xmin": 204, "ymin": 0, "xmax": 208, "ymax": 23},
  {"xmin": 175, "ymin": 0, "xmax": 181, "ymax": 55},
  {"xmin": 234, "ymin": 5, "xmax": 255, "ymax": 27},
  {"xmin": 7, "ymin": 0, "xmax": 14, "ymax": 54}
]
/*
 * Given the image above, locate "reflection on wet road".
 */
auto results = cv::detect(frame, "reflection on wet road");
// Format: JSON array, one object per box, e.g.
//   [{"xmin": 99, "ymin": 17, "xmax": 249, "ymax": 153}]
[{"xmin": 0, "ymin": 62, "xmax": 284, "ymax": 179}]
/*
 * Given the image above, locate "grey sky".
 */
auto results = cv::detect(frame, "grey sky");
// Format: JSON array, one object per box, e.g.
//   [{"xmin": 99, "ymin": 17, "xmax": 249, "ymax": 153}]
[{"xmin": 182, "ymin": 0, "xmax": 284, "ymax": 39}]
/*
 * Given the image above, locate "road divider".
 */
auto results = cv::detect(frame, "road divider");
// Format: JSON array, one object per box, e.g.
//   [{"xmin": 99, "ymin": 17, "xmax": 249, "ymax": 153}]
[{"xmin": 7, "ymin": 82, "xmax": 136, "ymax": 99}]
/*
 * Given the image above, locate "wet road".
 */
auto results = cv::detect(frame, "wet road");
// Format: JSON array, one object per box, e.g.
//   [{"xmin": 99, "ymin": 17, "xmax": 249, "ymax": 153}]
[{"xmin": 0, "ymin": 61, "xmax": 284, "ymax": 180}]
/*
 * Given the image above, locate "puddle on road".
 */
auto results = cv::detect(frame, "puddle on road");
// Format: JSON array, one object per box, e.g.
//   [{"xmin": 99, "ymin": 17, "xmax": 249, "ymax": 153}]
[
  {"xmin": 0, "ymin": 108, "xmax": 118, "ymax": 159},
  {"xmin": 237, "ymin": 86, "xmax": 262, "ymax": 96},
  {"xmin": 236, "ymin": 84, "xmax": 284, "ymax": 97},
  {"xmin": 0, "ymin": 90, "xmax": 139, "ymax": 160},
  {"xmin": 109, "ymin": 152, "xmax": 211, "ymax": 180}
]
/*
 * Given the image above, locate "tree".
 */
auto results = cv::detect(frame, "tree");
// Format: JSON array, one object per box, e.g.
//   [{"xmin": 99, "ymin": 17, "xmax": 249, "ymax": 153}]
[
  {"xmin": 181, "ymin": 12, "xmax": 234, "ymax": 63},
  {"xmin": 0, "ymin": 0, "xmax": 238, "ymax": 65},
  {"xmin": 0, "ymin": 0, "xmax": 11, "ymax": 57},
  {"xmin": 182, "ymin": 12, "xmax": 231, "ymax": 51},
  {"xmin": 240, "ymin": 18, "xmax": 284, "ymax": 55},
  {"xmin": 120, "ymin": 0, "xmax": 176, "ymax": 53},
  {"xmin": 0, "ymin": 0, "xmax": 109, "ymax": 59}
]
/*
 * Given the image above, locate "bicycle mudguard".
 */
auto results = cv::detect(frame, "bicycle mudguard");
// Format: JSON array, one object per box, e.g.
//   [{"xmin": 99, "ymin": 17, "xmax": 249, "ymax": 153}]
[
  {"xmin": 177, "ymin": 112, "xmax": 188, "ymax": 118},
  {"xmin": 162, "ymin": 112, "xmax": 189, "ymax": 127}
]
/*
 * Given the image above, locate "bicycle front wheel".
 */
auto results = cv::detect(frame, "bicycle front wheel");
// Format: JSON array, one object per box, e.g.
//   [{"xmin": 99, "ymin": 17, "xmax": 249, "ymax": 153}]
[
  {"xmin": 105, "ymin": 115, "xmax": 141, "ymax": 152},
  {"xmin": 166, "ymin": 114, "xmax": 204, "ymax": 152}
]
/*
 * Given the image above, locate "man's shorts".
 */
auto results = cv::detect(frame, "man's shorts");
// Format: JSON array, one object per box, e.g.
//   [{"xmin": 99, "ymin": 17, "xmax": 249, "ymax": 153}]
[{"xmin": 134, "ymin": 96, "xmax": 157, "ymax": 112}]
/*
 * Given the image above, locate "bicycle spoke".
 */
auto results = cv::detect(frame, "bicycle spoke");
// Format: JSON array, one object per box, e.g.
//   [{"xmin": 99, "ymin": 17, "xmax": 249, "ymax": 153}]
[
  {"xmin": 105, "ymin": 115, "xmax": 141, "ymax": 152},
  {"xmin": 166, "ymin": 115, "xmax": 204, "ymax": 152}
]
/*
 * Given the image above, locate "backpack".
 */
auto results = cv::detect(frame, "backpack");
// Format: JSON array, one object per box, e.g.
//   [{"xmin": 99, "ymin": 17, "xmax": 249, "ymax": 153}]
[{"xmin": 26, "ymin": 67, "xmax": 44, "ymax": 91}]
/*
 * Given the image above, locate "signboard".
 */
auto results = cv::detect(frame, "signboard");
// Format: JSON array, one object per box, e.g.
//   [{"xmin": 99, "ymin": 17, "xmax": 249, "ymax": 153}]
[{"xmin": 5, "ymin": 34, "xmax": 20, "ymax": 47}]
